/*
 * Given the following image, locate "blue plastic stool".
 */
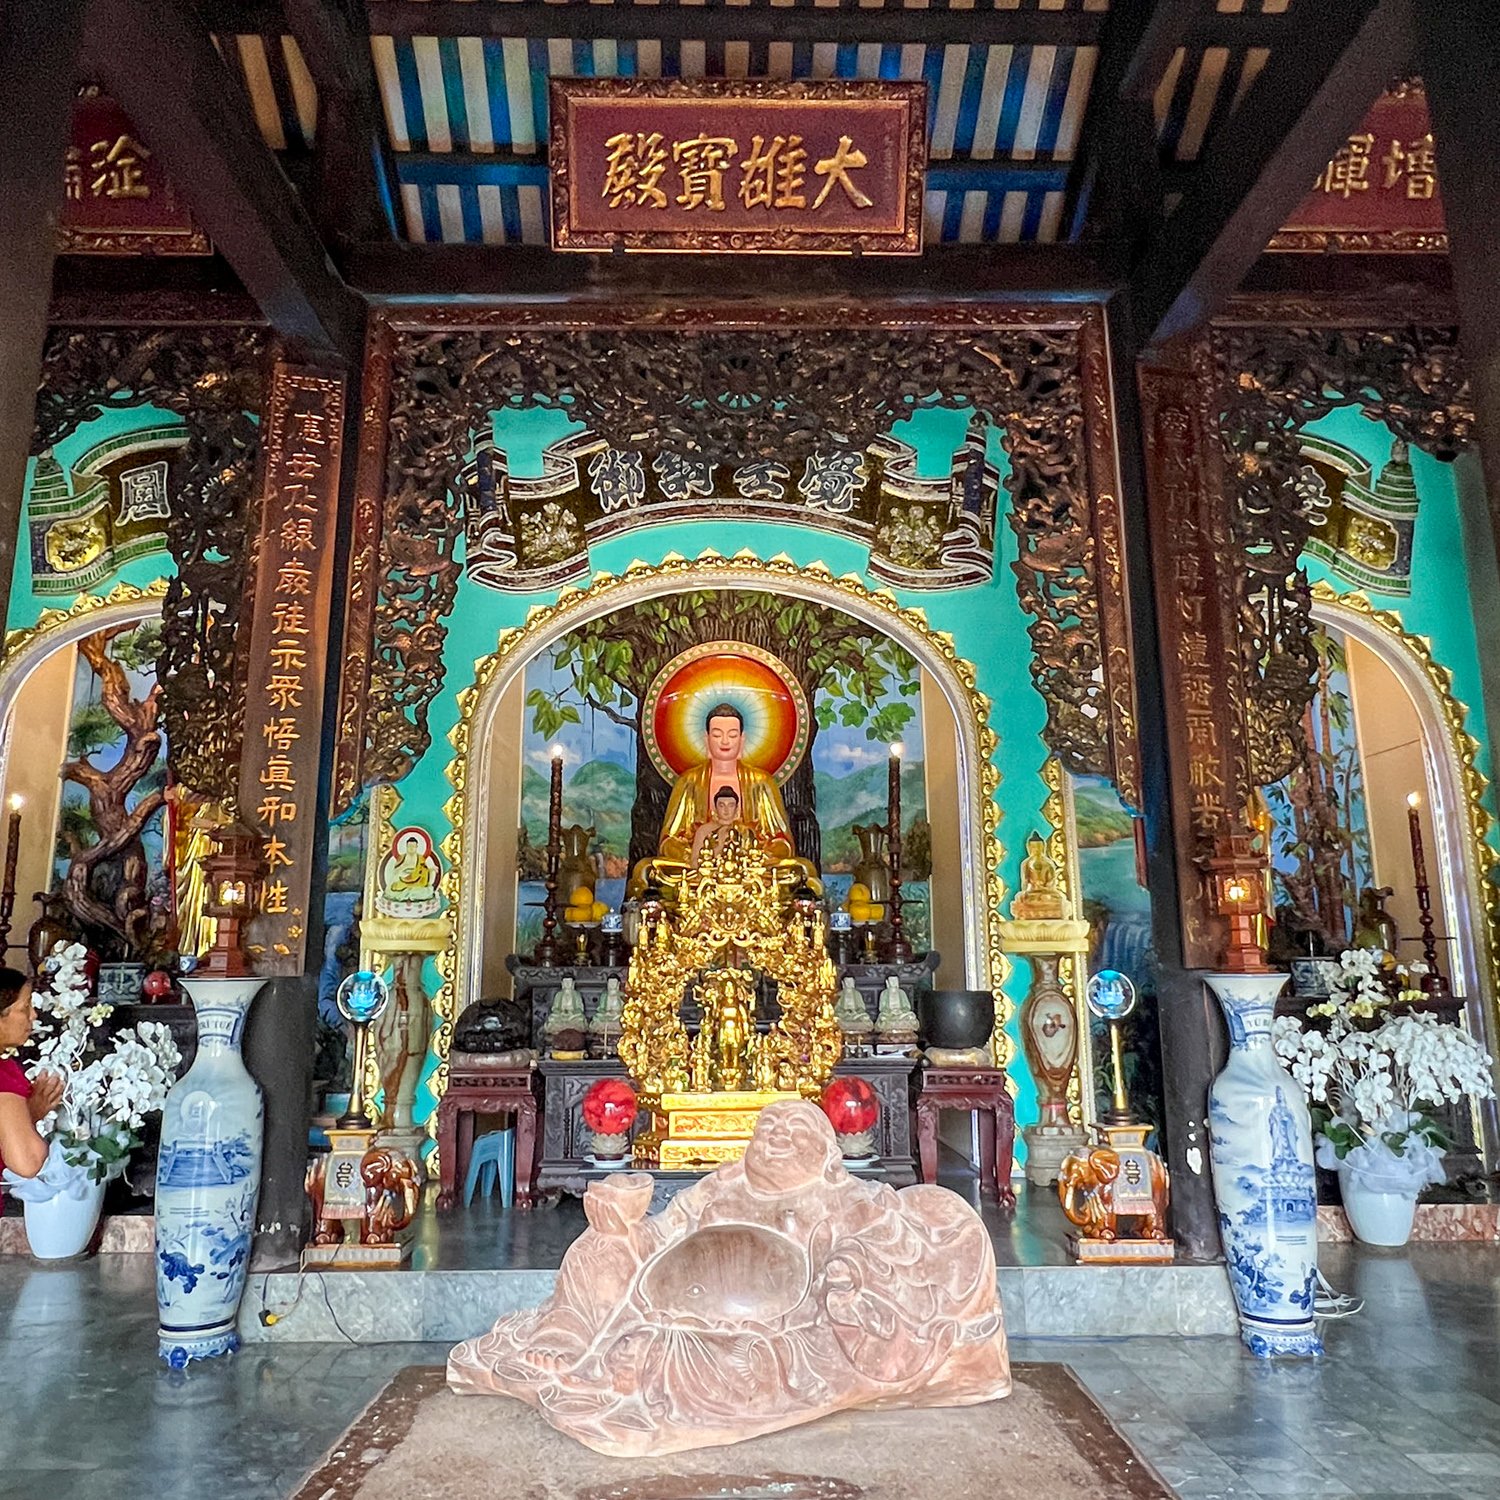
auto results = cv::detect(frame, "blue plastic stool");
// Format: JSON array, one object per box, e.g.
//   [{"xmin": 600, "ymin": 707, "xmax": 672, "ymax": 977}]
[{"xmin": 463, "ymin": 1127, "xmax": 517, "ymax": 1208}]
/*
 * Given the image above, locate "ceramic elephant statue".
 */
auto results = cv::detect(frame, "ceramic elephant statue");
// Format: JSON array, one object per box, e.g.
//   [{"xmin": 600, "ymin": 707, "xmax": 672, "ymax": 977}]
[
  {"xmin": 362, "ymin": 1148, "xmax": 420, "ymax": 1246},
  {"xmin": 1057, "ymin": 1145, "xmax": 1170, "ymax": 1242},
  {"xmin": 305, "ymin": 1144, "xmax": 420, "ymax": 1249}
]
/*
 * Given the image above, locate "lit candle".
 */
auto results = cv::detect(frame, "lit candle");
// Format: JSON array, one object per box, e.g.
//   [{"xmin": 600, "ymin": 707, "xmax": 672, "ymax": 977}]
[
  {"xmin": 0, "ymin": 794, "xmax": 22, "ymax": 955},
  {"xmin": 538, "ymin": 746, "xmax": 566, "ymax": 965},
  {"xmin": 1406, "ymin": 790, "xmax": 1428, "ymax": 888}
]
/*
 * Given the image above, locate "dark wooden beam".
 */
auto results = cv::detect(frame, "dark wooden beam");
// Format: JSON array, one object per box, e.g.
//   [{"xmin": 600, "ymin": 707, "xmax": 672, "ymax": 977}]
[
  {"xmin": 0, "ymin": 0, "xmax": 87, "ymax": 634},
  {"xmin": 1419, "ymin": 2, "xmax": 1500, "ymax": 574},
  {"xmin": 284, "ymin": 0, "xmax": 400, "ymax": 249},
  {"xmin": 204, "ymin": 0, "xmax": 1303, "ymax": 49},
  {"xmin": 345, "ymin": 241, "xmax": 1120, "ymax": 303},
  {"xmin": 1063, "ymin": 0, "xmax": 1167, "ymax": 251},
  {"xmin": 88, "ymin": 0, "xmax": 362, "ymax": 359},
  {"xmin": 1130, "ymin": 0, "xmax": 1413, "ymax": 346},
  {"xmin": 1117, "ymin": 0, "xmax": 1210, "ymax": 102}
]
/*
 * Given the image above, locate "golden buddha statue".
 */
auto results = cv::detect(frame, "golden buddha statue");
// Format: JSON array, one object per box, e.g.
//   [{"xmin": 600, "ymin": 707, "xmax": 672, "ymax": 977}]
[
  {"xmin": 1010, "ymin": 831, "xmax": 1068, "ymax": 922},
  {"xmin": 629, "ymin": 703, "xmax": 820, "ymax": 898}
]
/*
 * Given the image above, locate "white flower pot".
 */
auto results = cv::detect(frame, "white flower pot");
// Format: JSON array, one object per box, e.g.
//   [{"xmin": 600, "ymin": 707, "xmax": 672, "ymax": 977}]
[
  {"xmin": 23, "ymin": 1178, "xmax": 106, "ymax": 1259},
  {"xmin": 1338, "ymin": 1166, "xmax": 1417, "ymax": 1247}
]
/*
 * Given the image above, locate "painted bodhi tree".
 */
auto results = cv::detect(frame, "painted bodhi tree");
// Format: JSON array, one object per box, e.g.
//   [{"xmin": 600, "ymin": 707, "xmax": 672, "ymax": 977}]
[
  {"xmin": 56, "ymin": 622, "xmax": 170, "ymax": 958},
  {"xmin": 526, "ymin": 592, "xmax": 919, "ymax": 870},
  {"xmin": 1264, "ymin": 625, "xmax": 1370, "ymax": 952}
]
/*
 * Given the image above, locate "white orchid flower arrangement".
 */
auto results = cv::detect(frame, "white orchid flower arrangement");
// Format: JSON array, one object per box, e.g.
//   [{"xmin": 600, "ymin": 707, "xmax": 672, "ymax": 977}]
[
  {"xmin": 13, "ymin": 941, "xmax": 180, "ymax": 1189},
  {"xmin": 1274, "ymin": 951, "xmax": 1496, "ymax": 1194}
]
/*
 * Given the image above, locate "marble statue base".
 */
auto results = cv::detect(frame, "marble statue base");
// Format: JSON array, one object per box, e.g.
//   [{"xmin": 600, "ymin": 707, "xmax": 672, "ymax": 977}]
[
  {"xmin": 1024, "ymin": 1124, "xmax": 1088, "ymax": 1187},
  {"xmin": 377, "ymin": 1128, "xmax": 429, "ymax": 1185},
  {"xmin": 449, "ymin": 1100, "xmax": 1010, "ymax": 1456}
]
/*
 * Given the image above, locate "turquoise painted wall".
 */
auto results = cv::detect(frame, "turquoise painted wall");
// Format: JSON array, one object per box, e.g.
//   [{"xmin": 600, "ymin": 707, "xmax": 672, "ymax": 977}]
[
  {"xmin": 9, "ymin": 405, "xmax": 182, "ymax": 633},
  {"xmin": 397, "ymin": 465, "xmax": 1055, "ymax": 1140},
  {"xmin": 1300, "ymin": 408, "xmax": 1499, "ymax": 853}
]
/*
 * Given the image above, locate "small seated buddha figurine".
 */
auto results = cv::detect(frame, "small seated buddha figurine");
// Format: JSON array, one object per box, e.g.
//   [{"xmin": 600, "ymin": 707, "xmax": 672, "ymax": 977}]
[
  {"xmin": 835, "ymin": 975, "xmax": 874, "ymax": 1052},
  {"xmin": 588, "ymin": 975, "xmax": 626, "ymax": 1059},
  {"xmin": 629, "ymin": 702, "xmax": 820, "ymax": 898},
  {"xmin": 543, "ymin": 975, "xmax": 588, "ymax": 1058},
  {"xmin": 689, "ymin": 786, "xmax": 746, "ymax": 868},
  {"xmin": 1009, "ymin": 831, "xmax": 1069, "ymax": 922},
  {"xmin": 875, "ymin": 974, "xmax": 919, "ymax": 1050}
]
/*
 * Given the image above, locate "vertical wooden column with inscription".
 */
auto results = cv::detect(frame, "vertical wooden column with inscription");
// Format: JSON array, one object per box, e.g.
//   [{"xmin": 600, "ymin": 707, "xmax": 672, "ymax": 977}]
[
  {"xmin": 1138, "ymin": 340, "xmax": 1253, "ymax": 971},
  {"xmin": 239, "ymin": 364, "xmax": 345, "ymax": 973}
]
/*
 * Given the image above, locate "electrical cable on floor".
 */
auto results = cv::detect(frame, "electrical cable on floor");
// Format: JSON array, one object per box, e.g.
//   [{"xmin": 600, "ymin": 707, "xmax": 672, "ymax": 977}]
[
  {"xmin": 1313, "ymin": 1265, "xmax": 1363, "ymax": 1319},
  {"xmin": 256, "ymin": 1253, "xmax": 359, "ymax": 1344}
]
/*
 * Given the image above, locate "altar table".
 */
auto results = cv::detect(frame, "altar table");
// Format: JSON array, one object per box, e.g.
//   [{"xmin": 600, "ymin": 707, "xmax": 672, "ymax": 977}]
[{"xmin": 536, "ymin": 1054, "xmax": 920, "ymax": 1195}]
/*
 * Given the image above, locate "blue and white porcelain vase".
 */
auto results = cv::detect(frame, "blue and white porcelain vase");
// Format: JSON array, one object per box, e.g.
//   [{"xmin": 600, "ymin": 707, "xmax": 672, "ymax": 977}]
[
  {"xmin": 154, "ymin": 976, "xmax": 264, "ymax": 1367},
  {"xmin": 1205, "ymin": 972, "xmax": 1323, "ymax": 1359}
]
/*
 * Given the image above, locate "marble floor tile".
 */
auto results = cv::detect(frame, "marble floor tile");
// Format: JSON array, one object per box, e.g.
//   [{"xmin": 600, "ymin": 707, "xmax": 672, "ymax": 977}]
[{"xmin": 2, "ymin": 1242, "xmax": 1499, "ymax": 1498}]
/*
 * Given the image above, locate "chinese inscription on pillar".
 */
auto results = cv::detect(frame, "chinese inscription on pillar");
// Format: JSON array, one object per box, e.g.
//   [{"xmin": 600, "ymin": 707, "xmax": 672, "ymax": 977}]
[
  {"xmin": 550, "ymin": 79, "xmax": 925, "ymax": 254},
  {"xmin": 239, "ymin": 366, "xmax": 345, "ymax": 973},
  {"xmin": 1139, "ymin": 349, "xmax": 1251, "ymax": 969}
]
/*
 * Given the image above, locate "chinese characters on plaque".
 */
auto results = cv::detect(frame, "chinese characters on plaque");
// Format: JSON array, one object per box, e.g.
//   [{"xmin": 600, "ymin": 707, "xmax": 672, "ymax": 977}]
[
  {"xmin": 1273, "ymin": 87, "xmax": 1445, "ymax": 253},
  {"xmin": 59, "ymin": 91, "xmax": 209, "ymax": 255},
  {"xmin": 238, "ymin": 367, "xmax": 345, "ymax": 972},
  {"xmin": 551, "ymin": 79, "xmax": 925, "ymax": 254}
]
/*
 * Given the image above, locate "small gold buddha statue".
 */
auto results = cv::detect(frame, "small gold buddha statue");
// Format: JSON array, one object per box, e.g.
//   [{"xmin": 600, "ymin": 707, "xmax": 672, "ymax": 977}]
[{"xmin": 1010, "ymin": 831, "xmax": 1068, "ymax": 922}]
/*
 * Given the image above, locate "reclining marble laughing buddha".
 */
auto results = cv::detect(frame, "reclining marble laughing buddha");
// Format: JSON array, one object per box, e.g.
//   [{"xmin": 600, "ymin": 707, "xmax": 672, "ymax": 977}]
[{"xmin": 448, "ymin": 1100, "xmax": 1011, "ymax": 1456}]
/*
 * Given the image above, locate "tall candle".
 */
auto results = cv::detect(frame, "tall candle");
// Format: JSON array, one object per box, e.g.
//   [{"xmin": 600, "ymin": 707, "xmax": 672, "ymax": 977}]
[
  {"xmin": 0, "ymin": 793, "xmax": 22, "ymax": 953},
  {"xmin": 537, "ymin": 746, "xmax": 565, "ymax": 966},
  {"xmin": 1406, "ymin": 791, "xmax": 1428, "ymax": 885}
]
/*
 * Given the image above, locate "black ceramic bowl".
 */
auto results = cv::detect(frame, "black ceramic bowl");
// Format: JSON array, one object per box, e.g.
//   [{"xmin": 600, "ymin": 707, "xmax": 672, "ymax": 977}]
[{"xmin": 918, "ymin": 989, "xmax": 996, "ymax": 1050}]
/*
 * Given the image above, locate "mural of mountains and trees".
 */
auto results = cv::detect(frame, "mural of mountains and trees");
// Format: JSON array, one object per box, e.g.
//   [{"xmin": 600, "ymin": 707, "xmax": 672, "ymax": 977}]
[{"xmin": 517, "ymin": 591, "xmax": 930, "ymax": 949}]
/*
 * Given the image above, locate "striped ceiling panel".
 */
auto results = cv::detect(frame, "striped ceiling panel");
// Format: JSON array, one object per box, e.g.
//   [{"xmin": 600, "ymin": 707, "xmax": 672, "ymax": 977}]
[
  {"xmin": 214, "ymin": 0, "xmax": 1303, "ymax": 247},
  {"xmin": 376, "ymin": 35, "xmax": 1096, "ymax": 244}
]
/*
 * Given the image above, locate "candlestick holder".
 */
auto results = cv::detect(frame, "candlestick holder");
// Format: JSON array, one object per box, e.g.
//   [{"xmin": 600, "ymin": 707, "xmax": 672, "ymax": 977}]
[
  {"xmin": 886, "ymin": 743, "xmax": 912, "ymax": 962},
  {"xmin": 1406, "ymin": 792, "xmax": 1451, "ymax": 998},
  {"xmin": 0, "ymin": 793, "xmax": 22, "ymax": 954},
  {"xmin": 536, "ymin": 746, "xmax": 565, "ymax": 967}
]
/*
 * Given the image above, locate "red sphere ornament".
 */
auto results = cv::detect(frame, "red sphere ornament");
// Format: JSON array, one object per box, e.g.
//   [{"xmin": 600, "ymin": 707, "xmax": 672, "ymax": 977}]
[
  {"xmin": 582, "ymin": 1077, "xmax": 638, "ymax": 1136},
  {"xmin": 821, "ymin": 1076, "xmax": 879, "ymax": 1137},
  {"xmin": 142, "ymin": 970, "xmax": 175, "ymax": 1002}
]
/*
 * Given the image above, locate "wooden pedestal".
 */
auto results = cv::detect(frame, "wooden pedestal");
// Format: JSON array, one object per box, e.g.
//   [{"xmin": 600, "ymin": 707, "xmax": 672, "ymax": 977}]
[
  {"xmin": 435, "ymin": 1057, "xmax": 540, "ymax": 1212},
  {"xmin": 913, "ymin": 1066, "xmax": 1017, "ymax": 1207}
]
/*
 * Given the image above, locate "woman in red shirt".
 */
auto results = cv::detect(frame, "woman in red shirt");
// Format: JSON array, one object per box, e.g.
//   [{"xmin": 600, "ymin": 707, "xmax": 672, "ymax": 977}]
[{"xmin": 0, "ymin": 969, "xmax": 65, "ymax": 1200}]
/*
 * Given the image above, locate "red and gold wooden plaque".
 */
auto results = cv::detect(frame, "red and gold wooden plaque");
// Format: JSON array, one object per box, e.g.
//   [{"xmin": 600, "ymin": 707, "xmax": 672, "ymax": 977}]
[
  {"xmin": 238, "ymin": 364, "xmax": 346, "ymax": 974},
  {"xmin": 550, "ymin": 78, "xmax": 926, "ymax": 255},
  {"xmin": 1272, "ymin": 86, "xmax": 1446, "ymax": 254}
]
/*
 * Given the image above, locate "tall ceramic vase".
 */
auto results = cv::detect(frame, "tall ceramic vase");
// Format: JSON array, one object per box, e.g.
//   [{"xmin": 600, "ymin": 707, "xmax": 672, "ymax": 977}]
[
  {"xmin": 1205, "ymin": 972, "xmax": 1323, "ymax": 1359},
  {"xmin": 154, "ymin": 976, "xmax": 264, "ymax": 1367}
]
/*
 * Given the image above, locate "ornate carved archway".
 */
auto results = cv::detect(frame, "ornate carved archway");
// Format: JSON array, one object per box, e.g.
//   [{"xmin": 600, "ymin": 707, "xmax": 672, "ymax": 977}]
[
  {"xmin": 335, "ymin": 303, "xmax": 1139, "ymax": 820},
  {"xmin": 427, "ymin": 551, "xmax": 1011, "ymax": 1130}
]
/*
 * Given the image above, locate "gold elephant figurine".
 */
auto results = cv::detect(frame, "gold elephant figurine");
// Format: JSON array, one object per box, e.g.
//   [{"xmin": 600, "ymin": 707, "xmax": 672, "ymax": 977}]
[{"xmin": 1057, "ymin": 1144, "xmax": 1170, "ymax": 1242}]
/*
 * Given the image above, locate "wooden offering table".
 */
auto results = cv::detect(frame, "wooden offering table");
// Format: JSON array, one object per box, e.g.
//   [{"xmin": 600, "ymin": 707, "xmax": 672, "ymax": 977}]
[
  {"xmin": 913, "ymin": 1065, "xmax": 1017, "ymax": 1207},
  {"xmin": 537, "ymin": 1054, "xmax": 921, "ymax": 1196},
  {"xmin": 435, "ymin": 1054, "xmax": 540, "ymax": 1212}
]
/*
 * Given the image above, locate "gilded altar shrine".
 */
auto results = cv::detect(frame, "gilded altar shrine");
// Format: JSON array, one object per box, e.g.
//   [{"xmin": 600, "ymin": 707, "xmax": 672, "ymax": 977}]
[{"xmin": 620, "ymin": 832, "xmax": 842, "ymax": 1170}]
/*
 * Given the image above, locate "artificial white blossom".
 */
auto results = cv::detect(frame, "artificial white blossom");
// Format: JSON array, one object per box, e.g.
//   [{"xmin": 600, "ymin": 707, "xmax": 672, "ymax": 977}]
[
  {"xmin": 1277, "ymin": 986, "xmax": 1496, "ymax": 1192},
  {"xmin": 20, "ymin": 940, "xmax": 180, "ymax": 1182}
]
